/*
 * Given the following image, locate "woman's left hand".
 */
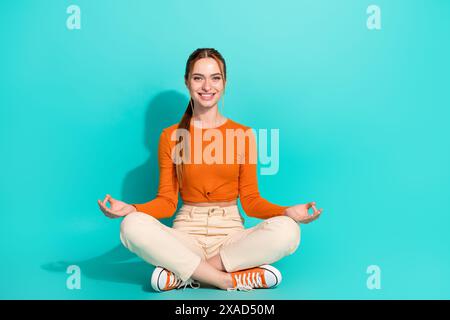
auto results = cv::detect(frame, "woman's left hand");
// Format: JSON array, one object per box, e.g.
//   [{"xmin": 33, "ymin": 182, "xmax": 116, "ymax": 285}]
[{"xmin": 284, "ymin": 202, "xmax": 323, "ymax": 224}]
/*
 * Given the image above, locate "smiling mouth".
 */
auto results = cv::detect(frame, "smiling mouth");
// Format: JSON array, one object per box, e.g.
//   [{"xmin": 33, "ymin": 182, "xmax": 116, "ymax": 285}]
[{"xmin": 198, "ymin": 92, "xmax": 216, "ymax": 97}]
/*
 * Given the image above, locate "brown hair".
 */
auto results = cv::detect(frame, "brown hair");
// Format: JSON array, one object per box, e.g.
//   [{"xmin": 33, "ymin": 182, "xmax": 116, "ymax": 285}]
[{"xmin": 175, "ymin": 48, "xmax": 227, "ymax": 189}]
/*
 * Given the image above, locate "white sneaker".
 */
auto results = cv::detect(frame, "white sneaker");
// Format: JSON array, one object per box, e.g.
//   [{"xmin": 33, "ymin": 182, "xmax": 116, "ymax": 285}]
[
  {"xmin": 227, "ymin": 265, "xmax": 282, "ymax": 291},
  {"xmin": 151, "ymin": 266, "xmax": 201, "ymax": 292}
]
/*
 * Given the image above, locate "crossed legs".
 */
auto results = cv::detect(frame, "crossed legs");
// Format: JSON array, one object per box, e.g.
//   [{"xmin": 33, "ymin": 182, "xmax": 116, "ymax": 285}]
[{"xmin": 120, "ymin": 212, "xmax": 301, "ymax": 289}]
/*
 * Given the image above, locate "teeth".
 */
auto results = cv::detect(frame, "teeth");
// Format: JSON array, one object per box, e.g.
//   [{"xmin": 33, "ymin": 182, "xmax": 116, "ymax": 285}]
[{"xmin": 199, "ymin": 93, "xmax": 214, "ymax": 96}]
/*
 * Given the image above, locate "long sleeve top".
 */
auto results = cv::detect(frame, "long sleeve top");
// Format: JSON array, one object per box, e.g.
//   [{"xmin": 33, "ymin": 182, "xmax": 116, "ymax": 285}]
[{"xmin": 131, "ymin": 118, "xmax": 290, "ymax": 219}]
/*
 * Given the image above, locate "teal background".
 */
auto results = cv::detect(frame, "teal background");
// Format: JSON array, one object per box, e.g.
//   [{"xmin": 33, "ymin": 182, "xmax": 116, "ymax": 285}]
[{"xmin": 1, "ymin": 0, "xmax": 449, "ymax": 299}]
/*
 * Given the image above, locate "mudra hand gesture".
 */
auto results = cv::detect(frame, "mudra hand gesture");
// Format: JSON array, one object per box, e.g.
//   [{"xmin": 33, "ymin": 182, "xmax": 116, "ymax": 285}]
[
  {"xmin": 97, "ymin": 194, "xmax": 136, "ymax": 219},
  {"xmin": 284, "ymin": 202, "xmax": 323, "ymax": 224}
]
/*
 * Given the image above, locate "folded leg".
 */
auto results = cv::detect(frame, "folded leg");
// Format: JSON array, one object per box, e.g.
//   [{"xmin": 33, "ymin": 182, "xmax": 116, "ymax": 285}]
[
  {"xmin": 219, "ymin": 216, "xmax": 301, "ymax": 272},
  {"xmin": 120, "ymin": 212, "xmax": 204, "ymax": 281}
]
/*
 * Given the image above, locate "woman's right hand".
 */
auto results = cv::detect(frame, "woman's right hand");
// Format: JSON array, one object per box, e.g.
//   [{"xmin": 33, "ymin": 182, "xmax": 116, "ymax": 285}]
[{"xmin": 98, "ymin": 194, "xmax": 136, "ymax": 219}]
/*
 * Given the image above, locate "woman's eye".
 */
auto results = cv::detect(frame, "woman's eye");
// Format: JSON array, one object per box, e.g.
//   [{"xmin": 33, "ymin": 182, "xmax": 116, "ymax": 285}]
[
  {"xmin": 193, "ymin": 77, "xmax": 202, "ymax": 81},
  {"xmin": 213, "ymin": 76, "xmax": 221, "ymax": 81}
]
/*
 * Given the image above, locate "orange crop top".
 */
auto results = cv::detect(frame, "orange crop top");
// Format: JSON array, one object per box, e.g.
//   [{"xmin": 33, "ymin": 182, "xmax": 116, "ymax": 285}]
[{"xmin": 131, "ymin": 118, "xmax": 290, "ymax": 219}]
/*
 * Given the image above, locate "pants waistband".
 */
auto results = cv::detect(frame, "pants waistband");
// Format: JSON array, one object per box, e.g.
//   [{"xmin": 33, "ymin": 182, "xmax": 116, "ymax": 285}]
[{"xmin": 180, "ymin": 204, "xmax": 240, "ymax": 218}]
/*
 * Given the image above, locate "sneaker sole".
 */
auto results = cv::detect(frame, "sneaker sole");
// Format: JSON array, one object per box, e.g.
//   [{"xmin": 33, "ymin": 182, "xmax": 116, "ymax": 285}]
[
  {"xmin": 259, "ymin": 265, "xmax": 282, "ymax": 288},
  {"xmin": 151, "ymin": 266, "xmax": 165, "ymax": 292}
]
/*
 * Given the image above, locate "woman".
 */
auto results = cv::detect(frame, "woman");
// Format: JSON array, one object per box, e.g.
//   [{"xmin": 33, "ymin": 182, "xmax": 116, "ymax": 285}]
[{"xmin": 98, "ymin": 48, "xmax": 323, "ymax": 292}]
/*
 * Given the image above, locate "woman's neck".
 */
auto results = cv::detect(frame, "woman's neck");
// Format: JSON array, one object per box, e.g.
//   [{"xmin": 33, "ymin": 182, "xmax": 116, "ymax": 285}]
[{"xmin": 191, "ymin": 104, "xmax": 226, "ymax": 128}]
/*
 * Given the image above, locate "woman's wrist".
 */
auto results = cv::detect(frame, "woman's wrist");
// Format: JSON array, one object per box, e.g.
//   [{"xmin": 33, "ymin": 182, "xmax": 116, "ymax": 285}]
[
  {"xmin": 283, "ymin": 207, "xmax": 292, "ymax": 218},
  {"xmin": 283, "ymin": 206, "xmax": 291, "ymax": 215}
]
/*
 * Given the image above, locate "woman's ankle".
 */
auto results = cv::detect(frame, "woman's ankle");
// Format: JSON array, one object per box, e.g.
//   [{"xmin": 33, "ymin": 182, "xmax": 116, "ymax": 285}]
[{"xmin": 219, "ymin": 273, "xmax": 234, "ymax": 290}]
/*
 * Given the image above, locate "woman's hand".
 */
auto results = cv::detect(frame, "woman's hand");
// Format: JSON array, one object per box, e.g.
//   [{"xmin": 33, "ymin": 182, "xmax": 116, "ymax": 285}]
[
  {"xmin": 284, "ymin": 202, "xmax": 323, "ymax": 224},
  {"xmin": 98, "ymin": 194, "xmax": 136, "ymax": 219}
]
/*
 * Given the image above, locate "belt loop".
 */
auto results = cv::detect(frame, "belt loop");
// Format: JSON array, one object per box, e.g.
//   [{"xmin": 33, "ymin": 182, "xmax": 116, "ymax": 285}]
[
  {"xmin": 189, "ymin": 205, "xmax": 196, "ymax": 219},
  {"xmin": 208, "ymin": 206, "xmax": 223, "ymax": 217}
]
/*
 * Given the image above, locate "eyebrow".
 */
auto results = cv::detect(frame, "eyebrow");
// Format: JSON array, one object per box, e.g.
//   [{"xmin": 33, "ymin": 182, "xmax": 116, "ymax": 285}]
[{"xmin": 191, "ymin": 73, "xmax": 222, "ymax": 77}]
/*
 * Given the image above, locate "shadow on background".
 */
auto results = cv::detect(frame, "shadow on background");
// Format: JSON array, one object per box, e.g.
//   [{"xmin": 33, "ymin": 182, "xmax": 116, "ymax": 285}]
[{"xmin": 42, "ymin": 90, "xmax": 190, "ymax": 292}]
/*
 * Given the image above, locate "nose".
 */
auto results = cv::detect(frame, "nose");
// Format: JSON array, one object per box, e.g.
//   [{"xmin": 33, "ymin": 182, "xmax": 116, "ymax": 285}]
[{"xmin": 202, "ymin": 78, "xmax": 211, "ymax": 91}]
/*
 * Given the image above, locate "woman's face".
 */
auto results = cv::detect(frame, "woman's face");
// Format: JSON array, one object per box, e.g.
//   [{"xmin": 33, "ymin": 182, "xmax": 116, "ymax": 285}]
[{"xmin": 186, "ymin": 57, "xmax": 225, "ymax": 109}]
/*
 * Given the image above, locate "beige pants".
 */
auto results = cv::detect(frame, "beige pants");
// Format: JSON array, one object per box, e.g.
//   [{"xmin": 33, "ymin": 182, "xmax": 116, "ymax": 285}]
[{"xmin": 120, "ymin": 204, "xmax": 301, "ymax": 281}]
